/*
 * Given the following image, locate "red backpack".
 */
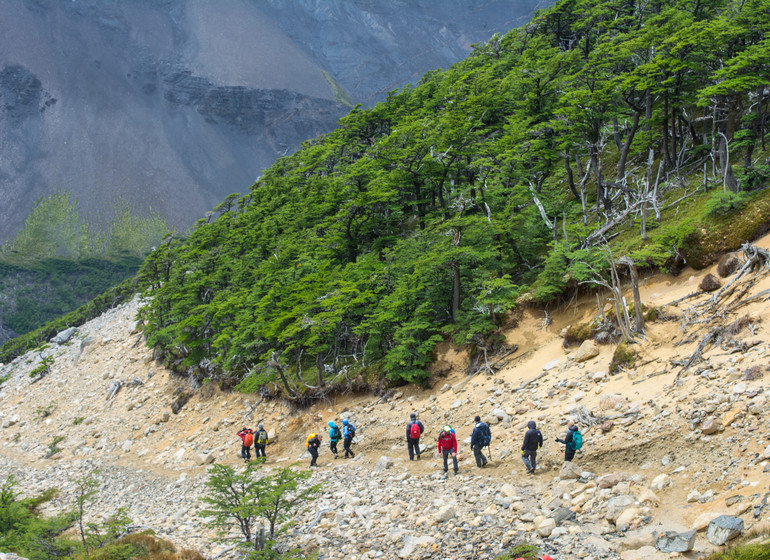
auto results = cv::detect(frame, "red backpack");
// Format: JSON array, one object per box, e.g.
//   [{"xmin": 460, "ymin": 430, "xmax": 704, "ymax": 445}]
[
  {"xmin": 243, "ymin": 432, "xmax": 254, "ymax": 447},
  {"xmin": 410, "ymin": 422, "xmax": 421, "ymax": 439}
]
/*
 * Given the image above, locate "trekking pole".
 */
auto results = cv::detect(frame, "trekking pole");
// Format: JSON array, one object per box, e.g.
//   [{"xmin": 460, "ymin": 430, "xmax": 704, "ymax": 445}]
[{"xmin": 488, "ymin": 442, "xmax": 492, "ymax": 460}]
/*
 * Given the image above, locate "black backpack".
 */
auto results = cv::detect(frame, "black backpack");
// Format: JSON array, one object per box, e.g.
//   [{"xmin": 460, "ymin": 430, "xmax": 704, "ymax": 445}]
[
  {"xmin": 480, "ymin": 422, "xmax": 491, "ymax": 446},
  {"xmin": 331, "ymin": 426, "xmax": 341, "ymax": 440}
]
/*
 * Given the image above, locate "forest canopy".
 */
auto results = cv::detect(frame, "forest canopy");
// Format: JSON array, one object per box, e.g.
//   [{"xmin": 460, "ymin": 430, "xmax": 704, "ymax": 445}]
[{"xmin": 136, "ymin": 0, "xmax": 770, "ymax": 395}]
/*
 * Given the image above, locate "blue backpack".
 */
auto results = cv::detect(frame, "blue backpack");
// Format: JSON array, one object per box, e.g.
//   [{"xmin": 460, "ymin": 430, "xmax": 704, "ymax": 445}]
[{"xmin": 571, "ymin": 430, "xmax": 583, "ymax": 450}]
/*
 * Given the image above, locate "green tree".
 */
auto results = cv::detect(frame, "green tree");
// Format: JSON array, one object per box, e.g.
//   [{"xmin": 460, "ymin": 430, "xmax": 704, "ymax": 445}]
[{"xmin": 199, "ymin": 463, "xmax": 319, "ymax": 559}]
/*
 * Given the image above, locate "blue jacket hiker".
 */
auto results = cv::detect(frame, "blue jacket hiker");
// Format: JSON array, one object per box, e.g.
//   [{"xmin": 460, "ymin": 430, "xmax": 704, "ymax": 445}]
[
  {"xmin": 328, "ymin": 420, "xmax": 342, "ymax": 459},
  {"xmin": 342, "ymin": 418, "xmax": 356, "ymax": 458}
]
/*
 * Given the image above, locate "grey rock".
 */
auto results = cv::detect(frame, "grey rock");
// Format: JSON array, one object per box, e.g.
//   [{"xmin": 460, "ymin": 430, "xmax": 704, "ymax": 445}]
[
  {"xmin": 549, "ymin": 507, "xmax": 576, "ymax": 525},
  {"xmin": 656, "ymin": 529, "xmax": 696, "ymax": 552},
  {"xmin": 374, "ymin": 456, "xmax": 394, "ymax": 471},
  {"xmin": 53, "ymin": 327, "xmax": 77, "ymax": 344},
  {"xmin": 707, "ymin": 515, "xmax": 744, "ymax": 545}
]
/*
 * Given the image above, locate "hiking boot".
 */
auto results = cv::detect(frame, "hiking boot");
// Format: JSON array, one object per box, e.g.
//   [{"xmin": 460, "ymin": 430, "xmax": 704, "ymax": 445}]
[{"xmin": 416, "ymin": 454, "xmax": 421, "ymax": 460}]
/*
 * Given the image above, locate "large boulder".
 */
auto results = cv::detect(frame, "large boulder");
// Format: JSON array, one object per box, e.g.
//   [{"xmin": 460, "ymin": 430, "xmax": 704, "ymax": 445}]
[
  {"xmin": 656, "ymin": 530, "xmax": 696, "ymax": 552},
  {"xmin": 560, "ymin": 461, "xmax": 582, "ymax": 480},
  {"xmin": 717, "ymin": 253, "xmax": 741, "ymax": 277},
  {"xmin": 699, "ymin": 273, "xmax": 721, "ymax": 292},
  {"xmin": 650, "ymin": 474, "xmax": 672, "ymax": 492},
  {"xmin": 575, "ymin": 340, "xmax": 600, "ymax": 362},
  {"xmin": 707, "ymin": 515, "xmax": 744, "ymax": 545}
]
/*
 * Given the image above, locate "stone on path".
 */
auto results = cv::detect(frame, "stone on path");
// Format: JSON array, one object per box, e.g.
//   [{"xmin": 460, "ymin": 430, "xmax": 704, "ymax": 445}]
[
  {"xmin": 575, "ymin": 340, "xmax": 600, "ymax": 362},
  {"xmin": 656, "ymin": 530, "xmax": 696, "ymax": 552},
  {"xmin": 374, "ymin": 456, "xmax": 394, "ymax": 471}
]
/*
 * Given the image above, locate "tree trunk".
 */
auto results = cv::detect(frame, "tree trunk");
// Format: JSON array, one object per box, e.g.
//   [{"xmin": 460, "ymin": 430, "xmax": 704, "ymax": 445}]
[{"xmin": 316, "ymin": 352, "xmax": 325, "ymax": 387}]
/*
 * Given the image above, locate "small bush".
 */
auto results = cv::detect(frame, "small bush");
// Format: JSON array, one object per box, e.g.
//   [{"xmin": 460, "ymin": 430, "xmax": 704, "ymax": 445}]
[
  {"xmin": 705, "ymin": 191, "xmax": 750, "ymax": 217},
  {"xmin": 739, "ymin": 164, "xmax": 770, "ymax": 191},
  {"xmin": 563, "ymin": 321, "xmax": 598, "ymax": 347},
  {"xmin": 609, "ymin": 341, "xmax": 637, "ymax": 375},
  {"xmin": 495, "ymin": 543, "xmax": 540, "ymax": 560}
]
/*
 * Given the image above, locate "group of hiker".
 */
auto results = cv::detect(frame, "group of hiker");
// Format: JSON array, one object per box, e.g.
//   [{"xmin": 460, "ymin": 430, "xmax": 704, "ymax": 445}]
[
  {"xmin": 305, "ymin": 419, "xmax": 357, "ymax": 466},
  {"xmin": 237, "ymin": 413, "xmax": 582, "ymax": 472},
  {"xmin": 236, "ymin": 424, "xmax": 269, "ymax": 461},
  {"xmin": 294, "ymin": 413, "xmax": 582, "ymax": 472}
]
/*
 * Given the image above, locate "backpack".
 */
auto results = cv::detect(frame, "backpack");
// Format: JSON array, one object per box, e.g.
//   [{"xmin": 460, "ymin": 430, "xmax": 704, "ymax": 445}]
[
  {"xmin": 331, "ymin": 425, "xmax": 341, "ymax": 440},
  {"xmin": 306, "ymin": 433, "xmax": 317, "ymax": 448},
  {"xmin": 243, "ymin": 432, "xmax": 254, "ymax": 447},
  {"xmin": 409, "ymin": 422, "xmax": 421, "ymax": 439},
  {"xmin": 571, "ymin": 430, "xmax": 583, "ymax": 450},
  {"xmin": 480, "ymin": 423, "xmax": 491, "ymax": 446},
  {"xmin": 257, "ymin": 430, "xmax": 267, "ymax": 445},
  {"xmin": 346, "ymin": 424, "xmax": 356, "ymax": 438},
  {"xmin": 439, "ymin": 431, "xmax": 453, "ymax": 448}
]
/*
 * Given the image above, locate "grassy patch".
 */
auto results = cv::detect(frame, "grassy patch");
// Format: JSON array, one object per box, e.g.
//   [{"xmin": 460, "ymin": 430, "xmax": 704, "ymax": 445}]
[{"xmin": 495, "ymin": 543, "xmax": 540, "ymax": 560}]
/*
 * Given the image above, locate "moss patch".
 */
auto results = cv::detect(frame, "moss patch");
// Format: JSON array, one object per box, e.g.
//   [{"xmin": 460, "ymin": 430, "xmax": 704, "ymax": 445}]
[{"xmin": 609, "ymin": 341, "xmax": 638, "ymax": 375}]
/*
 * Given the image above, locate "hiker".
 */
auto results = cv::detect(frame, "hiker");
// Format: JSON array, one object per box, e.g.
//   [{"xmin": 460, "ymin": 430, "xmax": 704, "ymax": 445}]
[
  {"xmin": 237, "ymin": 427, "xmax": 254, "ymax": 461},
  {"xmin": 437, "ymin": 425, "xmax": 458, "ymax": 476},
  {"xmin": 470, "ymin": 415, "xmax": 491, "ymax": 468},
  {"xmin": 342, "ymin": 418, "xmax": 356, "ymax": 458},
  {"xmin": 328, "ymin": 420, "xmax": 342, "ymax": 459},
  {"xmin": 306, "ymin": 432, "xmax": 322, "ymax": 467},
  {"xmin": 521, "ymin": 420, "xmax": 543, "ymax": 474},
  {"xmin": 255, "ymin": 423, "xmax": 268, "ymax": 458},
  {"xmin": 556, "ymin": 421, "xmax": 582, "ymax": 462},
  {"xmin": 406, "ymin": 413, "xmax": 424, "ymax": 460}
]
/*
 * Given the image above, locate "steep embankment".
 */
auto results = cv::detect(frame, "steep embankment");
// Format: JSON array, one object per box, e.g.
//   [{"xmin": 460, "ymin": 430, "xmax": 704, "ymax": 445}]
[{"xmin": 2, "ymin": 241, "xmax": 770, "ymax": 559}]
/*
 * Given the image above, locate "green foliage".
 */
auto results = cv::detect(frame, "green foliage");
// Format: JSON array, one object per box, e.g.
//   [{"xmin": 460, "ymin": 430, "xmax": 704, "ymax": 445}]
[
  {"xmin": 34, "ymin": 401, "xmax": 57, "ymax": 420},
  {"xmin": 72, "ymin": 417, "xmax": 85, "ymax": 425},
  {"xmin": 199, "ymin": 462, "xmax": 319, "ymax": 557},
  {"xmin": 706, "ymin": 191, "xmax": 751, "ymax": 217},
  {"xmin": 705, "ymin": 538, "xmax": 770, "ymax": 560},
  {"xmin": 0, "ymin": 475, "xmax": 74, "ymax": 560},
  {"xmin": 495, "ymin": 543, "xmax": 540, "ymax": 560},
  {"xmin": 739, "ymin": 165, "xmax": 770, "ymax": 192},
  {"xmin": 30, "ymin": 356, "xmax": 55, "ymax": 380},
  {"xmin": 136, "ymin": 0, "xmax": 770, "ymax": 392},
  {"xmin": 0, "ymin": 275, "xmax": 139, "ymax": 364},
  {"xmin": 47, "ymin": 435, "xmax": 65, "ymax": 457}
]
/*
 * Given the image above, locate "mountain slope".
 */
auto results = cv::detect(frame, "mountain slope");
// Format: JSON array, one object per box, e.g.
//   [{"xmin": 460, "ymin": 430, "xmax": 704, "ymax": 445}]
[{"xmin": 0, "ymin": 0, "xmax": 546, "ymax": 242}]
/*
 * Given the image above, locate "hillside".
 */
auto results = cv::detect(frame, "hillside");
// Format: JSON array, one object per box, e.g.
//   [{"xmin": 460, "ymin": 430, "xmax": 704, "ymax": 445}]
[
  {"xmin": 133, "ymin": 0, "xmax": 770, "ymax": 399},
  {"xmin": 0, "ymin": 0, "xmax": 544, "ymax": 242},
  {"xmin": 2, "ymin": 239, "xmax": 770, "ymax": 559}
]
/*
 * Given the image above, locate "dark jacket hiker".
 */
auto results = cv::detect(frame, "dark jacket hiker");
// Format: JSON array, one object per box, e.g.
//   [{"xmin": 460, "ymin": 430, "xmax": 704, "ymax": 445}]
[
  {"xmin": 470, "ymin": 415, "xmax": 491, "ymax": 468},
  {"xmin": 556, "ymin": 423, "xmax": 582, "ymax": 462},
  {"xmin": 521, "ymin": 421, "xmax": 543, "ymax": 474}
]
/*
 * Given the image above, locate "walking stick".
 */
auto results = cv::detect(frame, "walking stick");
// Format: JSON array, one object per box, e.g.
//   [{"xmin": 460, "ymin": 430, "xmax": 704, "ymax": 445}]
[{"xmin": 487, "ymin": 441, "xmax": 492, "ymax": 460}]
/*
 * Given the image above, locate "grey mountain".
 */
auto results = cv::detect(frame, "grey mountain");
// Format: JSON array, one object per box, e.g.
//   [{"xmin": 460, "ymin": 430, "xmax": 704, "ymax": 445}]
[{"xmin": 0, "ymin": 0, "xmax": 546, "ymax": 242}]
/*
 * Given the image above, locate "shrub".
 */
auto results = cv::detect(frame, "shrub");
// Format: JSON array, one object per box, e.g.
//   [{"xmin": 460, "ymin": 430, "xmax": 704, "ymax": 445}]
[
  {"xmin": 738, "ymin": 164, "xmax": 770, "ymax": 192},
  {"xmin": 609, "ymin": 341, "xmax": 637, "ymax": 374},
  {"xmin": 705, "ymin": 191, "xmax": 750, "ymax": 217}
]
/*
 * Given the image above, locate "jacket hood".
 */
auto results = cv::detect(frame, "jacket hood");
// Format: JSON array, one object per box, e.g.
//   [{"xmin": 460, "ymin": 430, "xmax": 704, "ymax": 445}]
[
  {"xmin": 569, "ymin": 425, "xmax": 578, "ymax": 431},
  {"xmin": 410, "ymin": 413, "xmax": 416, "ymax": 420},
  {"xmin": 527, "ymin": 421, "xmax": 536, "ymax": 429},
  {"xmin": 328, "ymin": 421, "xmax": 335, "ymax": 428},
  {"xmin": 342, "ymin": 419, "xmax": 349, "ymax": 425}
]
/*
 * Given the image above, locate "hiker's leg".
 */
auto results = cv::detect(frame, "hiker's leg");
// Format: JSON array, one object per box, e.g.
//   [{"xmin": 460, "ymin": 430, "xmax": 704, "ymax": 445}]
[
  {"xmin": 473, "ymin": 446, "xmax": 483, "ymax": 467},
  {"xmin": 452, "ymin": 454, "xmax": 459, "ymax": 474},
  {"xmin": 408, "ymin": 440, "xmax": 416, "ymax": 460},
  {"xmin": 565, "ymin": 448, "xmax": 575, "ymax": 462},
  {"xmin": 442, "ymin": 449, "xmax": 449, "ymax": 472},
  {"xmin": 415, "ymin": 439, "xmax": 421, "ymax": 458},
  {"xmin": 531, "ymin": 451, "xmax": 537, "ymax": 470}
]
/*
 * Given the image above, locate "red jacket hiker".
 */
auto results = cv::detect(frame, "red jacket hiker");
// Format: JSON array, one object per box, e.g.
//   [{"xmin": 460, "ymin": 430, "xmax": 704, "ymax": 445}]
[
  {"xmin": 437, "ymin": 429, "xmax": 457, "ymax": 454},
  {"xmin": 237, "ymin": 428, "xmax": 254, "ymax": 460}
]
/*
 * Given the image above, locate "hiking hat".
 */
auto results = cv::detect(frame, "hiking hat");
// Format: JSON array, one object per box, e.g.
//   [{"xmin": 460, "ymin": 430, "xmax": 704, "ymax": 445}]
[
  {"xmin": 258, "ymin": 423, "xmax": 264, "ymax": 430},
  {"xmin": 474, "ymin": 415, "xmax": 481, "ymax": 423},
  {"xmin": 443, "ymin": 425, "xmax": 451, "ymax": 432}
]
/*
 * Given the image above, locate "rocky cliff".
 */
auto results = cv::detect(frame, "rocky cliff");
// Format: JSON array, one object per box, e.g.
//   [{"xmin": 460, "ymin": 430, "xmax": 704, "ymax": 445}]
[{"xmin": 0, "ymin": 0, "xmax": 546, "ymax": 242}]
